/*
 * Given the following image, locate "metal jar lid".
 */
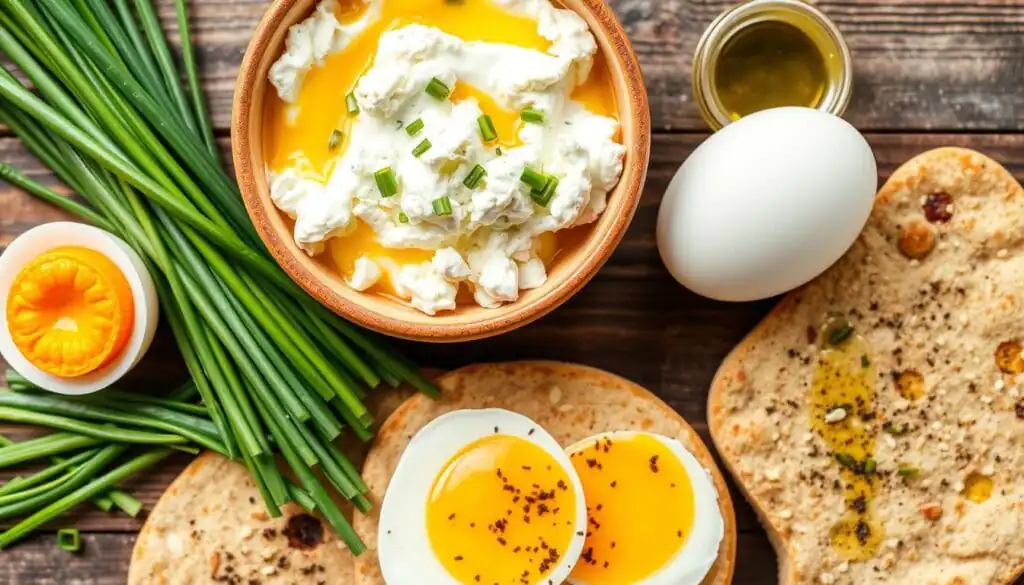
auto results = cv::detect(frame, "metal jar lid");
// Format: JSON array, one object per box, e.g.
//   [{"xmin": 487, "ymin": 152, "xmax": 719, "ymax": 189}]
[{"xmin": 692, "ymin": 0, "xmax": 853, "ymax": 131}]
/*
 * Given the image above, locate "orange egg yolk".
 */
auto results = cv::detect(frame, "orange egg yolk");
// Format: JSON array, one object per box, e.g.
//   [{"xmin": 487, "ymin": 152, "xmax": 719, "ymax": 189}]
[
  {"xmin": 568, "ymin": 434, "xmax": 696, "ymax": 585},
  {"xmin": 262, "ymin": 0, "xmax": 618, "ymax": 298},
  {"xmin": 6, "ymin": 247, "xmax": 135, "ymax": 378},
  {"xmin": 426, "ymin": 435, "xmax": 578, "ymax": 585}
]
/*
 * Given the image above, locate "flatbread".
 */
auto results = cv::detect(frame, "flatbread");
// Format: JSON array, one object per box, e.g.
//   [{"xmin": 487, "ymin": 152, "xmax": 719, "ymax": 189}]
[
  {"xmin": 129, "ymin": 378, "xmax": 420, "ymax": 584},
  {"xmin": 128, "ymin": 451, "xmax": 354, "ymax": 585},
  {"xmin": 352, "ymin": 361, "xmax": 738, "ymax": 585},
  {"xmin": 709, "ymin": 148, "xmax": 1024, "ymax": 585}
]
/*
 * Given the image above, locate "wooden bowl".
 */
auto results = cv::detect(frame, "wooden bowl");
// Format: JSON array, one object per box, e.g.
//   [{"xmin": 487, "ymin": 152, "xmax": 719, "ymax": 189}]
[{"xmin": 232, "ymin": 0, "xmax": 651, "ymax": 343}]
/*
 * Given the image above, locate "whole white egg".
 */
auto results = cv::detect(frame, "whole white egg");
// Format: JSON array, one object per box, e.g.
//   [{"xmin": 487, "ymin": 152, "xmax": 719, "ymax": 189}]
[
  {"xmin": 656, "ymin": 107, "xmax": 877, "ymax": 302},
  {"xmin": 377, "ymin": 409, "xmax": 588, "ymax": 585}
]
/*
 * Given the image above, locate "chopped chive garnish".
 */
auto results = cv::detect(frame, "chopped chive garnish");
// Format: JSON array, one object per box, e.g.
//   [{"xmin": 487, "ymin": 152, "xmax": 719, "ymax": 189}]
[
  {"xmin": 398, "ymin": 212, "xmax": 409, "ymax": 224},
  {"xmin": 345, "ymin": 92, "xmax": 359, "ymax": 115},
  {"xmin": 834, "ymin": 453, "xmax": 856, "ymax": 470},
  {"xmin": 440, "ymin": 160, "xmax": 461, "ymax": 176},
  {"xmin": 109, "ymin": 491, "xmax": 143, "ymax": 517},
  {"xmin": 463, "ymin": 164, "xmax": 487, "ymax": 189},
  {"xmin": 328, "ymin": 129, "xmax": 342, "ymax": 150},
  {"xmin": 406, "ymin": 118, "xmax": 425, "ymax": 136},
  {"xmin": 374, "ymin": 167, "xmax": 398, "ymax": 198},
  {"xmin": 521, "ymin": 108, "xmax": 545, "ymax": 124},
  {"xmin": 898, "ymin": 466, "xmax": 920, "ymax": 477},
  {"xmin": 520, "ymin": 166, "xmax": 548, "ymax": 191},
  {"xmin": 495, "ymin": 147, "xmax": 503, "ymax": 156},
  {"xmin": 883, "ymin": 422, "xmax": 909, "ymax": 436},
  {"xmin": 412, "ymin": 139, "xmax": 432, "ymax": 157},
  {"xmin": 861, "ymin": 354, "xmax": 870, "ymax": 367},
  {"xmin": 425, "ymin": 77, "xmax": 451, "ymax": 100},
  {"xmin": 432, "ymin": 196, "xmax": 453, "ymax": 216},
  {"xmin": 57, "ymin": 528, "xmax": 80, "ymax": 552},
  {"xmin": 530, "ymin": 176, "xmax": 558, "ymax": 207},
  {"xmin": 863, "ymin": 458, "xmax": 877, "ymax": 474},
  {"xmin": 478, "ymin": 115, "xmax": 497, "ymax": 141},
  {"xmin": 827, "ymin": 322, "xmax": 854, "ymax": 346}
]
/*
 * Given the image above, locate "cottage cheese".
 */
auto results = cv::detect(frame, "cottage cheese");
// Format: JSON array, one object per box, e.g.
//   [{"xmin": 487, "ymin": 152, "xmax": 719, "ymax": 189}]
[
  {"xmin": 268, "ymin": 0, "xmax": 625, "ymax": 314},
  {"xmin": 269, "ymin": 1, "xmax": 379, "ymax": 104},
  {"xmin": 348, "ymin": 256, "xmax": 382, "ymax": 291}
]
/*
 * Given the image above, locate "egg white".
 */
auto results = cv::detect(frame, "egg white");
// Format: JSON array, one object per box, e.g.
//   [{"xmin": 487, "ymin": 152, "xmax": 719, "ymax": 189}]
[
  {"xmin": 565, "ymin": 431, "xmax": 725, "ymax": 585},
  {"xmin": 377, "ymin": 409, "xmax": 588, "ymax": 585}
]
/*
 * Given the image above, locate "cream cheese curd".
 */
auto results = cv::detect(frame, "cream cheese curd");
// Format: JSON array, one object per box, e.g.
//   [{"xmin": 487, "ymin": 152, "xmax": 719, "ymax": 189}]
[{"xmin": 265, "ymin": 0, "xmax": 624, "ymax": 315}]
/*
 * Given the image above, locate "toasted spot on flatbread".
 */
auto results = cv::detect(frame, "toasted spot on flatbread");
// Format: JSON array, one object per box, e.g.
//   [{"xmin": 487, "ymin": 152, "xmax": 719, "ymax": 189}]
[{"xmin": 898, "ymin": 220, "xmax": 936, "ymax": 259}]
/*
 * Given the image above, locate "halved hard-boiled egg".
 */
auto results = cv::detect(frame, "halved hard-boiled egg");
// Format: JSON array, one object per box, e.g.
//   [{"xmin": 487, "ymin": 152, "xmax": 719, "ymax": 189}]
[
  {"xmin": 566, "ymin": 432, "xmax": 724, "ymax": 585},
  {"xmin": 378, "ymin": 409, "xmax": 588, "ymax": 585}
]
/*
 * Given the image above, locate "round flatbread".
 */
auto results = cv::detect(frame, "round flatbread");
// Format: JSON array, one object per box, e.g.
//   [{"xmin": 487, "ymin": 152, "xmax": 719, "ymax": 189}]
[{"xmin": 352, "ymin": 361, "xmax": 738, "ymax": 585}]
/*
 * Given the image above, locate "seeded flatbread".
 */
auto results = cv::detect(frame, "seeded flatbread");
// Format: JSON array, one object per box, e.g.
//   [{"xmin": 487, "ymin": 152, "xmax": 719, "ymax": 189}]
[
  {"xmin": 352, "ymin": 361, "xmax": 737, "ymax": 585},
  {"xmin": 708, "ymin": 148, "xmax": 1024, "ymax": 585},
  {"xmin": 128, "ymin": 380, "xmax": 420, "ymax": 585}
]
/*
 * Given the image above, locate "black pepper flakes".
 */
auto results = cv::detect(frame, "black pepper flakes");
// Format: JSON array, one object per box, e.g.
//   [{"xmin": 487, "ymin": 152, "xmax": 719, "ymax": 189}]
[
  {"xmin": 852, "ymin": 495, "xmax": 867, "ymax": 514},
  {"xmin": 855, "ymin": 520, "xmax": 871, "ymax": 544}
]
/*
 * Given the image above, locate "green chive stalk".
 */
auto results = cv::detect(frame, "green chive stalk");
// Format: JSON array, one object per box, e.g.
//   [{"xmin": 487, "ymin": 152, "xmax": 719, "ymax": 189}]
[{"xmin": 0, "ymin": 449, "xmax": 173, "ymax": 549}]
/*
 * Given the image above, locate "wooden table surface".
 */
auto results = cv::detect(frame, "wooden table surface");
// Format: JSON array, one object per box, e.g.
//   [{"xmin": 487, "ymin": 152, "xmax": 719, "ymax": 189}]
[{"xmin": 2, "ymin": 0, "xmax": 1024, "ymax": 582}]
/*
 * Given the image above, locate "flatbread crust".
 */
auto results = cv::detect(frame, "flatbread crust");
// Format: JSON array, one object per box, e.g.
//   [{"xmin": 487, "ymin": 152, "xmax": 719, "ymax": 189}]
[
  {"xmin": 128, "ymin": 379, "xmax": 420, "ymax": 585},
  {"xmin": 708, "ymin": 148, "xmax": 1024, "ymax": 585},
  {"xmin": 352, "ymin": 361, "xmax": 737, "ymax": 585}
]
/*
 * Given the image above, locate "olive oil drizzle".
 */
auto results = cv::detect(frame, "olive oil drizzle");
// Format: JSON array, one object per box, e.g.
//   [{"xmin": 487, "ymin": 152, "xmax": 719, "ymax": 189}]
[{"xmin": 809, "ymin": 321, "xmax": 884, "ymax": 560}]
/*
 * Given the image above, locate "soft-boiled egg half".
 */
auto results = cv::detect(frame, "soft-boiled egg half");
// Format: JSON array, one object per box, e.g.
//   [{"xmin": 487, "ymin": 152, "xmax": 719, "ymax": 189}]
[
  {"xmin": 378, "ymin": 409, "xmax": 588, "ymax": 585},
  {"xmin": 566, "ymin": 432, "xmax": 724, "ymax": 585}
]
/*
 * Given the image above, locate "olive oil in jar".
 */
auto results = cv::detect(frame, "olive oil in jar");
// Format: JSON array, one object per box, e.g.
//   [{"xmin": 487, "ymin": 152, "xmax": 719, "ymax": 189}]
[
  {"xmin": 691, "ymin": 0, "xmax": 852, "ymax": 130},
  {"xmin": 714, "ymin": 21, "xmax": 828, "ymax": 120}
]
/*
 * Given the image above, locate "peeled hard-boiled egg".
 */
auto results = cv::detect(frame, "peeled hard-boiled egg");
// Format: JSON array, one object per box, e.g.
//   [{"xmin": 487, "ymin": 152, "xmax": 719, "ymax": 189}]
[
  {"xmin": 378, "ymin": 409, "xmax": 588, "ymax": 585},
  {"xmin": 657, "ymin": 107, "xmax": 877, "ymax": 302},
  {"xmin": 566, "ymin": 432, "xmax": 724, "ymax": 585}
]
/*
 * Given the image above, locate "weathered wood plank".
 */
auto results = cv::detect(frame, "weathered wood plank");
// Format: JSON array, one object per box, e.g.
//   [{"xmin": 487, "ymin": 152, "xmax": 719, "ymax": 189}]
[
  {"xmin": 2, "ymin": 534, "xmax": 132, "ymax": 585},
  {"xmin": 142, "ymin": 0, "xmax": 1024, "ymax": 132}
]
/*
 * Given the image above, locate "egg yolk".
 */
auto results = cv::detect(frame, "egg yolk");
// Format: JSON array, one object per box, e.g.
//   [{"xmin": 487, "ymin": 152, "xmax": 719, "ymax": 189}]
[
  {"xmin": 6, "ymin": 247, "xmax": 135, "ymax": 378},
  {"xmin": 262, "ymin": 0, "xmax": 619, "ymax": 298},
  {"xmin": 568, "ymin": 434, "xmax": 695, "ymax": 585},
  {"xmin": 426, "ymin": 435, "xmax": 578, "ymax": 585}
]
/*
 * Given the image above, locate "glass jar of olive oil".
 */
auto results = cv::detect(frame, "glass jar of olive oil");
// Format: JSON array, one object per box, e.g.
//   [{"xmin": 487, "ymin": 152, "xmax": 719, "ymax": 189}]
[{"xmin": 692, "ymin": 0, "xmax": 852, "ymax": 130}]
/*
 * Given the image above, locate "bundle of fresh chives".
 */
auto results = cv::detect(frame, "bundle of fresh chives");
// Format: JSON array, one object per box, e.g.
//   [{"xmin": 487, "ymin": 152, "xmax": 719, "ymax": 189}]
[{"xmin": 0, "ymin": 0, "xmax": 436, "ymax": 552}]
